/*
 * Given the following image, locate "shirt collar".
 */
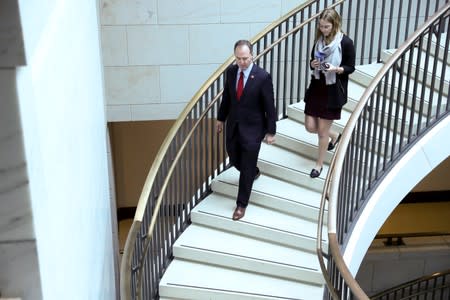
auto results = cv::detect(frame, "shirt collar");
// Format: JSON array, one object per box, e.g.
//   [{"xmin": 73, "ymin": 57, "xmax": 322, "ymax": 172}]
[{"xmin": 238, "ymin": 63, "xmax": 253, "ymax": 77}]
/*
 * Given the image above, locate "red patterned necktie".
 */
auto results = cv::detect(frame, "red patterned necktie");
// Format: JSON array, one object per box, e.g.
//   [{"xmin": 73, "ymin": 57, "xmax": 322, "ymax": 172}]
[{"xmin": 236, "ymin": 71, "xmax": 244, "ymax": 100}]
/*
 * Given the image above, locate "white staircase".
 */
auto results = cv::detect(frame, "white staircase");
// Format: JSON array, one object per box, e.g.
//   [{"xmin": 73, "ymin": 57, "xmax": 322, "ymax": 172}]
[{"xmin": 158, "ymin": 36, "xmax": 449, "ymax": 299}]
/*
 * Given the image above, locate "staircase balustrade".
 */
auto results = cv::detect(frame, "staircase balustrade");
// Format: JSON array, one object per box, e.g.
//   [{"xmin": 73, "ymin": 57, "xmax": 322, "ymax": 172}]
[
  {"xmin": 317, "ymin": 2, "xmax": 450, "ymax": 299},
  {"xmin": 120, "ymin": 0, "xmax": 450, "ymax": 299}
]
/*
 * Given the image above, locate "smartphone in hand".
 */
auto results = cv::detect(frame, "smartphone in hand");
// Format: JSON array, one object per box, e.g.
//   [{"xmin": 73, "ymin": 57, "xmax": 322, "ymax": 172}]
[{"xmin": 320, "ymin": 62, "xmax": 330, "ymax": 70}]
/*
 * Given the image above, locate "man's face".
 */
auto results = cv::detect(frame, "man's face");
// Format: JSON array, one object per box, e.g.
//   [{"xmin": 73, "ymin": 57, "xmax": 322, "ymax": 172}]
[{"xmin": 234, "ymin": 45, "xmax": 253, "ymax": 71}]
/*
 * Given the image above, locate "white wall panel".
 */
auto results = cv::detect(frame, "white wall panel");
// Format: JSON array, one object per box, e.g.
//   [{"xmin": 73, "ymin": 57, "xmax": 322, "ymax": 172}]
[
  {"xmin": 158, "ymin": 0, "xmax": 220, "ymax": 24},
  {"xmin": 101, "ymin": 26, "xmax": 128, "ymax": 66},
  {"xmin": 105, "ymin": 66, "xmax": 160, "ymax": 104},
  {"xmin": 127, "ymin": 25, "xmax": 189, "ymax": 65},
  {"xmin": 100, "ymin": 0, "xmax": 307, "ymax": 121}
]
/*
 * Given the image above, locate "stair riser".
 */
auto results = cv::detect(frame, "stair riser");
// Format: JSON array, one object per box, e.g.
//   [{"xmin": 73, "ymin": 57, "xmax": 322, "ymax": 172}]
[
  {"xmin": 423, "ymin": 35, "xmax": 450, "ymax": 61},
  {"xmin": 160, "ymin": 285, "xmax": 300, "ymax": 300},
  {"xmin": 298, "ymin": 94, "xmax": 360, "ymax": 113},
  {"xmin": 173, "ymin": 246, "xmax": 325, "ymax": 285},
  {"xmin": 382, "ymin": 46, "xmax": 450, "ymax": 64},
  {"xmin": 350, "ymin": 69, "xmax": 374, "ymax": 87},
  {"xmin": 190, "ymin": 211, "xmax": 327, "ymax": 252},
  {"xmin": 365, "ymin": 104, "xmax": 416, "ymax": 135},
  {"xmin": 275, "ymin": 134, "xmax": 333, "ymax": 163},
  {"xmin": 380, "ymin": 51, "xmax": 449, "ymax": 97},
  {"xmin": 257, "ymin": 160, "xmax": 324, "ymax": 193},
  {"xmin": 351, "ymin": 70, "xmax": 436, "ymax": 114},
  {"xmin": 344, "ymin": 97, "xmax": 359, "ymax": 112},
  {"xmin": 286, "ymin": 106, "xmax": 344, "ymax": 133},
  {"xmin": 210, "ymin": 180, "xmax": 326, "ymax": 222}
]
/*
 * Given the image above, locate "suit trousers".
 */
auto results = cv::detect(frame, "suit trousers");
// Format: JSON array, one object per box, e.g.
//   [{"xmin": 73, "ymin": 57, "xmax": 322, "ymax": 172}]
[{"xmin": 227, "ymin": 125, "xmax": 260, "ymax": 208}]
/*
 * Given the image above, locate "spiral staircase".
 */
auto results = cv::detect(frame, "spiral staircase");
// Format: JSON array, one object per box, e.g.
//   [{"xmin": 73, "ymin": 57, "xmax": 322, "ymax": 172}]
[
  {"xmin": 157, "ymin": 41, "xmax": 449, "ymax": 300},
  {"xmin": 121, "ymin": 1, "xmax": 450, "ymax": 299}
]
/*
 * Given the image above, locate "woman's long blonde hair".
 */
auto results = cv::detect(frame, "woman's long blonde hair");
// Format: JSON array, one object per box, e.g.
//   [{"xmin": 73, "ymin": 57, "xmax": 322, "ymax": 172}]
[{"xmin": 315, "ymin": 8, "xmax": 342, "ymax": 44}]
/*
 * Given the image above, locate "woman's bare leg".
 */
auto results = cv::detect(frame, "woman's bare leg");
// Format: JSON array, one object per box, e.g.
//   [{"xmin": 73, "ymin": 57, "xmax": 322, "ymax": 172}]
[
  {"xmin": 315, "ymin": 118, "xmax": 333, "ymax": 170},
  {"xmin": 304, "ymin": 114, "xmax": 318, "ymax": 134},
  {"xmin": 329, "ymin": 130, "xmax": 339, "ymax": 144}
]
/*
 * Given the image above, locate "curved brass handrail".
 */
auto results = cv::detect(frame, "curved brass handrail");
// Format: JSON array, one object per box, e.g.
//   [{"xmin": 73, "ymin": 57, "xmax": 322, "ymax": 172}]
[
  {"xmin": 317, "ymin": 2, "xmax": 450, "ymax": 299},
  {"xmin": 370, "ymin": 269, "xmax": 450, "ymax": 299},
  {"xmin": 120, "ymin": 1, "xmax": 344, "ymax": 299}
]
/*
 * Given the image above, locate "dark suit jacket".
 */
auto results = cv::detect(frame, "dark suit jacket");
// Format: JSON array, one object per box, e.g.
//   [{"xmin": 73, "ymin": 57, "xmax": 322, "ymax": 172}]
[{"xmin": 218, "ymin": 63, "xmax": 277, "ymax": 151}]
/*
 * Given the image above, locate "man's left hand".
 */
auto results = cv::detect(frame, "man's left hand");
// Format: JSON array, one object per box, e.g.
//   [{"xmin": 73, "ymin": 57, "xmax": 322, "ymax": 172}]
[{"xmin": 264, "ymin": 134, "xmax": 276, "ymax": 145}]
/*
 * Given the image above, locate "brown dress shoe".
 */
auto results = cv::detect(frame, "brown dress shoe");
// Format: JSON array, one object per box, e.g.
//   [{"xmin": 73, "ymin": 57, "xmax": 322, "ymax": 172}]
[{"xmin": 232, "ymin": 206, "xmax": 246, "ymax": 221}]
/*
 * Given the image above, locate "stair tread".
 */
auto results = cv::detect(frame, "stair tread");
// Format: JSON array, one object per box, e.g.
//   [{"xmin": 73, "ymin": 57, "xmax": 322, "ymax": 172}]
[
  {"xmin": 383, "ymin": 48, "xmax": 450, "ymax": 83},
  {"xmin": 354, "ymin": 62, "xmax": 384, "ymax": 78},
  {"xmin": 160, "ymin": 259, "xmax": 324, "ymax": 299},
  {"xmin": 174, "ymin": 224, "xmax": 322, "ymax": 272},
  {"xmin": 277, "ymin": 118, "xmax": 318, "ymax": 146},
  {"xmin": 381, "ymin": 49, "xmax": 450, "ymax": 101},
  {"xmin": 258, "ymin": 142, "xmax": 329, "ymax": 179},
  {"xmin": 356, "ymin": 61, "xmax": 447, "ymax": 102},
  {"xmin": 214, "ymin": 167, "xmax": 324, "ymax": 211},
  {"xmin": 289, "ymin": 101, "xmax": 351, "ymax": 129},
  {"xmin": 429, "ymin": 32, "xmax": 449, "ymax": 47},
  {"xmin": 275, "ymin": 118, "xmax": 334, "ymax": 163},
  {"xmin": 347, "ymin": 80, "xmax": 367, "ymax": 102},
  {"xmin": 192, "ymin": 193, "xmax": 325, "ymax": 242}
]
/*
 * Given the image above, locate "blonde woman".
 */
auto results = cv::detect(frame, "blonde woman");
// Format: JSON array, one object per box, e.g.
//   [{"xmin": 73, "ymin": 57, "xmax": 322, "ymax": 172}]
[{"xmin": 304, "ymin": 8, "xmax": 355, "ymax": 178}]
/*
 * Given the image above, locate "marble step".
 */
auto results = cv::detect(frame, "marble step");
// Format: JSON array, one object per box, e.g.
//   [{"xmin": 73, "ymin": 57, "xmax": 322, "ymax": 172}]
[
  {"xmin": 352, "ymin": 62, "xmax": 446, "ymax": 116},
  {"xmin": 257, "ymin": 142, "xmax": 327, "ymax": 192},
  {"xmin": 172, "ymin": 224, "xmax": 325, "ymax": 284},
  {"xmin": 190, "ymin": 193, "xmax": 328, "ymax": 252},
  {"xmin": 271, "ymin": 118, "xmax": 334, "ymax": 163},
  {"xmin": 351, "ymin": 63, "xmax": 384, "ymax": 87},
  {"xmin": 287, "ymin": 101, "xmax": 350, "ymax": 133},
  {"xmin": 211, "ymin": 167, "xmax": 327, "ymax": 222},
  {"xmin": 423, "ymin": 32, "xmax": 450, "ymax": 61},
  {"xmin": 351, "ymin": 93, "xmax": 422, "ymax": 136},
  {"xmin": 298, "ymin": 79, "xmax": 366, "ymax": 113},
  {"xmin": 345, "ymin": 80, "xmax": 367, "ymax": 111},
  {"xmin": 159, "ymin": 259, "xmax": 324, "ymax": 299},
  {"xmin": 381, "ymin": 48, "xmax": 449, "ymax": 96}
]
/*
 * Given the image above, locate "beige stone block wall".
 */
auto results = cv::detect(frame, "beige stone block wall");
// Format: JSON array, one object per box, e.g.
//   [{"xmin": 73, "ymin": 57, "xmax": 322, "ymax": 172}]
[{"xmin": 100, "ymin": 0, "xmax": 307, "ymax": 121}]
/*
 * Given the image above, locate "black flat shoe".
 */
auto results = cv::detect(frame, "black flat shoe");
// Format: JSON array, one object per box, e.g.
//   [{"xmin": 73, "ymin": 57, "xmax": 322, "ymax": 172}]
[
  {"xmin": 328, "ymin": 133, "xmax": 342, "ymax": 151},
  {"xmin": 310, "ymin": 167, "xmax": 322, "ymax": 178}
]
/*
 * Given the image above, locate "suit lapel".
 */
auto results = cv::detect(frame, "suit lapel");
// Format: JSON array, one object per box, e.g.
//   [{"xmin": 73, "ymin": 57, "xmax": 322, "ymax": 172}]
[
  {"xmin": 229, "ymin": 65, "xmax": 239, "ymax": 100},
  {"xmin": 240, "ymin": 65, "xmax": 257, "ymax": 100}
]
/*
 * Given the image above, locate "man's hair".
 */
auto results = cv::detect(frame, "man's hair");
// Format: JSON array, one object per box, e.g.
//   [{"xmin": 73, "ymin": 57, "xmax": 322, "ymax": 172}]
[{"xmin": 234, "ymin": 40, "xmax": 253, "ymax": 54}]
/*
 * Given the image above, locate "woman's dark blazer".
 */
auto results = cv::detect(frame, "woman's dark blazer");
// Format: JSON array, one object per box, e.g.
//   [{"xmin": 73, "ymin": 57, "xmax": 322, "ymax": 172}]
[{"xmin": 307, "ymin": 34, "xmax": 356, "ymax": 109}]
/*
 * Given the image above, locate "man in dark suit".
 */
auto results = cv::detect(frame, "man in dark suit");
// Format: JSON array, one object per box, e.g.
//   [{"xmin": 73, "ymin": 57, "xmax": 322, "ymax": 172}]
[{"xmin": 216, "ymin": 39, "xmax": 277, "ymax": 221}]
